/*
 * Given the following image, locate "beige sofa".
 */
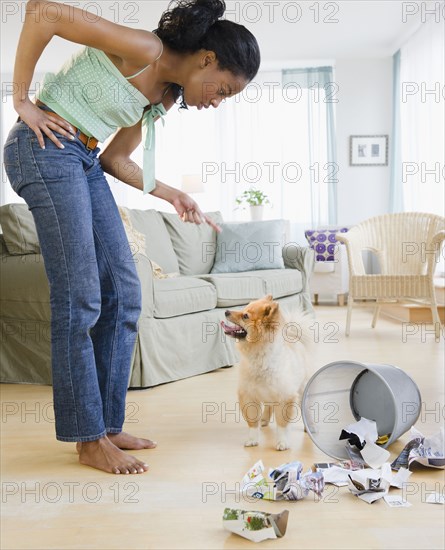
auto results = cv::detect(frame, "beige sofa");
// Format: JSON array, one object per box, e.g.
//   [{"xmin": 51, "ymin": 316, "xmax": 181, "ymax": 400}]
[{"xmin": 0, "ymin": 203, "xmax": 315, "ymax": 388}]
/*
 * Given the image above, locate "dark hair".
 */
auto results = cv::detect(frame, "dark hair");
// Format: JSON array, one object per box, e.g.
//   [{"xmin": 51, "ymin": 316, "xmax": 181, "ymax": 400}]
[{"xmin": 154, "ymin": 0, "xmax": 261, "ymax": 108}]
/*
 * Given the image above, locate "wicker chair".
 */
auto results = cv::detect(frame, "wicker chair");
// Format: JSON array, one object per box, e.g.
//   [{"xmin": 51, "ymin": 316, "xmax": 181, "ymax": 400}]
[{"xmin": 336, "ymin": 212, "xmax": 445, "ymax": 337}]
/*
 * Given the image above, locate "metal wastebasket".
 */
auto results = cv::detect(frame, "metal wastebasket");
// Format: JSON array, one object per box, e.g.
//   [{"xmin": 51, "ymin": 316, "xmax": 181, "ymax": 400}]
[{"xmin": 302, "ymin": 361, "xmax": 422, "ymax": 460}]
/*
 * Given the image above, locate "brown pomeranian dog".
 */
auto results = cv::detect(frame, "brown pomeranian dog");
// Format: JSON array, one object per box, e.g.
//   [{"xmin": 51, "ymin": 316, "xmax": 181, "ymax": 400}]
[{"xmin": 221, "ymin": 295, "xmax": 311, "ymax": 451}]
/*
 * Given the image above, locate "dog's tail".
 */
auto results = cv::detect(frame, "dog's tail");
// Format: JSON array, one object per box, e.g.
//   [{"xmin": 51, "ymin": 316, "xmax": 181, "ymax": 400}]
[{"xmin": 281, "ymin": 306, "xmax": 315, "ymax": 351}]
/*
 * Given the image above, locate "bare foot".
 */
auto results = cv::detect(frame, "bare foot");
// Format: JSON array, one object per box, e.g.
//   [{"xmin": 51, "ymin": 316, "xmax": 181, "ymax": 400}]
[
  {"xmin": 78, "ymin": 437, "xmax": 149, "ymax": 474},
  {"xmin": 76, "ymin": 432, "xmax": 156, "ymax": 454},
  {"xmin": 107, "ymin": 432, "xmax": 157, "ymax": 450}
]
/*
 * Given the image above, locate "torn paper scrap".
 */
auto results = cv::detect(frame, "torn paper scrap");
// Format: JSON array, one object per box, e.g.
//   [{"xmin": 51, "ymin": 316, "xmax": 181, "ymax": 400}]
[
  {"xmin": 360, "ymin": 440, "xmax": 391, "ymax": 469},
  {"xmin": 347, "ymin": 475, "xmax": 387, "ymax": 504},
  {"xmin": 384, "ymin": 495, "xmax": 412, "ymax": 508},
  {"xmin": 390, "ymin": 437, "xmax": 422, "ymax": 470},
  {"xmin": 347, "ymin": 463, "xmax": 413, "ymax": 504},
  {"xmin": 314, "ymin": 461, "xmax": 367, "ymax": 486},
  {"xmin": 241, "ymin": 461, "xmax": 324, "ymax": 501},
  {"xmin": 391, "ymin": 427, "xmax": 444, "ymax": 470},
  {"xmin": 314, "ymin": 460, "xmax": 365, "ymax": 471},
  {"xmin": 347, "ymin": 467, "xmax": 390, "ymax": 504},
  {"xmin": 345, "ymin": 443, "xmax": 367, "ymax": 468},
  {"xmin": 270, "ymin": 462, "xmax": 324, "ymax": 500},
  {"xmin": 343, "ymin": 417, "xmax": 379, "ymax": 446},
  {"xmin": 241, "ymin": 460, "xmax": 275, "ymax": 501},
  {"xmin": 340, "ymin": 417, "xmax": 390, "ymax": 468},
  {"xmin": 426, "ymin": 493, "xmax": 445, "ymax": 505},
  {"xmin": 381, "ymin": 462, "xmax": 413, "ymax": 489},
  {"xmin": 223, "ymin": 508, "xmax": 289, "ymax": 543},
  {"xmin": 315, "ymin": 465, "xmax": 351, "ymax": 486},
  {"xmin": 390, "ymin": 467, "xmax": 412, "ymax": 489}
]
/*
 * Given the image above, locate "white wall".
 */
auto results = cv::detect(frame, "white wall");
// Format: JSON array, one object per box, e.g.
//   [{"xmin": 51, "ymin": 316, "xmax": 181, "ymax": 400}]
[
  {"xmin": 0, "ymin": 1, "xmax": 398, "ymax": 221},
  {"xmin": 335, "ymin": 58, "xmax": 393, "ymax": 224}
]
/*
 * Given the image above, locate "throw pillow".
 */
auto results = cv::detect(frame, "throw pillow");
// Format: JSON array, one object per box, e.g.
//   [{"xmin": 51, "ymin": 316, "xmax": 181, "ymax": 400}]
[
  {"xmin": 305, "ymin": 227, "xmax": 349, "ymax": 261},
  {"xmin": 211, "ymin": 220, "xmax": 286, "ymax": 274},
  {"xmin": 160, "ymin": 211, "xmax": 224, "ymax": 276},
  {"xmin": 118, "ymin": 207, "xmax": 179, "ymax": 279},
  {"xmin": 118, "ymin": 206, "xmax": 147, "ymax": 258}
]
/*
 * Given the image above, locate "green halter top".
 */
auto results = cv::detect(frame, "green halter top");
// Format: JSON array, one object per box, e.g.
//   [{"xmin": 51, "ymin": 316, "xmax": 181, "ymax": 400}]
[{"xmin": 35, "ymin": 46, "xmax": 166, "ymax": 194}]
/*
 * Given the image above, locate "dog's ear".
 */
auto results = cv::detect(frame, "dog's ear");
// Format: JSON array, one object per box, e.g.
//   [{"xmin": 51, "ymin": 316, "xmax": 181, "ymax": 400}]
[
  {"xmin": 265, "ymin": 294, "xmax": 273, "ymax": 302},
  {"xmin": 264, "ymin": 301, "xmax": 279, "ymax": 319}
]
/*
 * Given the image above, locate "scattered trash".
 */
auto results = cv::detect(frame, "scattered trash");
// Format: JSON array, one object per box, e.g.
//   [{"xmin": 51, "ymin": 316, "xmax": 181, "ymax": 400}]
[
  {"xmin": 391, "ymin": 427, "xmax": 444, "ymax": 470},
  {"xmin": 340, "ymin": 417, "xmax": 391, "ymax": 468},
  {"xmin": 383, "ymin": 495, "xmax": 412, "ymax": 508},
  {"xmin": 270, "ymin": 462, "xmax": 324, "ymax": 501},
  {"xmin": 223, "ymin": 508, "xmax": 289, "ymax": 543},
  {"xmin": 315, "ymin": 465, "xmax": 350, "ymax": 487},
  {"xmin": 425, "ymin": 493, "xmax": 445, "ymax": 505},
  {"xmin": 388, "ymin": 467, "xmax": 412, "ymax": 489},
  {"xmin": 302, "ymin": 361, "xmax": 421, "ymax": 460},
  {"xmin": 241, "ymin": 460, "xmax": 324, "ymax": 501},
  {"xmin": 347, "ymin": 463, "xmax": 412, "ymax": 504},
  {"xmin": 314, "ymin": 460, "xmax": 364, "ymax": 471}
]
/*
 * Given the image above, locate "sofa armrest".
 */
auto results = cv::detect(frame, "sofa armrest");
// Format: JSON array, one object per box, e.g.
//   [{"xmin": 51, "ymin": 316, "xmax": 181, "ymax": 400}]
[
  {"xmin": 133, "ymin": 253, "xmax": 155, "ymax": 319},
  {"xmin": 282, "ymin": 244, "xmax": 315, "ymax": 290},
  {"xmin": 0, "ymin": 250, "xmax": 50, "ymax": 321},
  {"xmin": 0, "ymin": 234, "xmax": 11, "ymax": 258}
]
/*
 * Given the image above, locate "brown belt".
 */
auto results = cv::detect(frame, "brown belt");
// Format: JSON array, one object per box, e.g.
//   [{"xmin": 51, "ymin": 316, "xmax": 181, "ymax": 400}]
[{"xmin": 35, "ymin": 99, "xmax": 99, "ymax": 150}]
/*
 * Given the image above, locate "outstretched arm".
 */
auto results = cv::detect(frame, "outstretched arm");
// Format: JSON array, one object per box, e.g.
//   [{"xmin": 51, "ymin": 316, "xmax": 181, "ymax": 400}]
[{"xmin": 99, "ymin": 91, "xmax": 221, "ymax": 233}]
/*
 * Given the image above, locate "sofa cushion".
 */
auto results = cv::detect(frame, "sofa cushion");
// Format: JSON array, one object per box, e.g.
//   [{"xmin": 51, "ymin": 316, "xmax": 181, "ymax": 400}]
[
  {"xmin": 124, "ymin": 208, "xmax": 179, "ymax": 274},
  {"xmin": 153, "ymin": 277, "xmax": 217, "ymax": 319},
  {"xmin": 0, "ymin": 203, "xmax": 40, "ymax": 255},
  {"xmin": 160, "ymin": 211, "xmax": 223, "ymax": 276},
  {"xmin": 211, "ymin": 220, "xmax": 286, "ymax": 274},
  {"xmin": 197, "ymin": 268, "xmax": 302, "ymax": 307}
]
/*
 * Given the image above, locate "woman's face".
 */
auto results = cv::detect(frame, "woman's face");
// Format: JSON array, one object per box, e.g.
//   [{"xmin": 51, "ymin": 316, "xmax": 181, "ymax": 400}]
[{"xmin": 182, "ymin": 52, "xmax": 249, "ymax": 110}]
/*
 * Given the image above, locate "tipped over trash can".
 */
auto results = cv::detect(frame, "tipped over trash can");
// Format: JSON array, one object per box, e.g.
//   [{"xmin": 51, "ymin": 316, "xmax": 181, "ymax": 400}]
[{"xmin": 302, "ymin": 361, "xmax": 422, "ymax": 460}]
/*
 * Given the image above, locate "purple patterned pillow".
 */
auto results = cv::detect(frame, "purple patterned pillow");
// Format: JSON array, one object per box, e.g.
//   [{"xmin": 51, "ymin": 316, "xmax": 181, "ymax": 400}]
[{"xmin": 305, "ymin": 227, "xmax": 349, "ymax": 261}]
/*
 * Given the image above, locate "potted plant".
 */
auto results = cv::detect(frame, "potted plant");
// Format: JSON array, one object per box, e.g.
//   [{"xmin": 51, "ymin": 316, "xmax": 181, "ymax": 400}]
[{"xmin": 235, "ymin": 188, "xmax": 270, "ymax": 221}]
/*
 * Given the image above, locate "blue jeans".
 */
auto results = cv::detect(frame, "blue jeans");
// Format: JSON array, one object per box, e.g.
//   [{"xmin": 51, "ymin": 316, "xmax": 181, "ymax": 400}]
[{"xmin": 3, "ymin": 105, "xmax": 142, "ymax": 442}]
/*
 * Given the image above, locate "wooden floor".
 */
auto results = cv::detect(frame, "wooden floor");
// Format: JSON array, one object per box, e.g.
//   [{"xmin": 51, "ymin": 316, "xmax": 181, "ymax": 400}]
[{"xmin": 1, "ymin": 304, "xmax": 444, "ymax": 550}]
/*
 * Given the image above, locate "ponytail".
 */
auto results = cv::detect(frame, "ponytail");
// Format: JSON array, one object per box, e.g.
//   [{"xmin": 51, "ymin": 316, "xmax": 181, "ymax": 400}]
[
  {"xmin": 154, "ymin": 0, "xmax": 261, "ymax": 107},
  {"xmin": 155, "ymin": 0, "xmax": 225, "ymax": 52}
]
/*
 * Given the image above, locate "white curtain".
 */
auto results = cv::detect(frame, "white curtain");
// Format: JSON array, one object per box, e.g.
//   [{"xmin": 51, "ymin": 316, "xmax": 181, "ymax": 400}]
[
  {"xmin": 2, "ymin": 68, "xmax": 337, "ymax": 246},
  {"xmin": 282, "ymin": 67, "xmax": 337, "ymax": 227},
  {"xmin": 398, "ymin": 15, "xmax": 445, "ymax": 215},
  {"xmin": 137, "ymin": 67, "xmax": 336, "ymax": 245}
]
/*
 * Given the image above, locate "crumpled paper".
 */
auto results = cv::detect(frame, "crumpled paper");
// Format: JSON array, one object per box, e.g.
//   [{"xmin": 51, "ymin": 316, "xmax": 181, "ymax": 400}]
[
  {"xmin": 391, "ymin": 427, "xmax": 445, "ymax": 470},
  {"xmin": 340, "ymin": 417, "xmax": 391, "ymax": 468},
  {"xmin": 241, "ymin": 460, "xmax": 324, "ymax": 501},
  {"xmin": 347, "ymin": 462, "xmax": 412, "ymax": 504},
  {"xmin": 223, "ymin": 508, "xmax": 289, "ymax": 543},
  {"xmin": 270, "ymin": 462, "xmax": 324, "ymax": 500}
]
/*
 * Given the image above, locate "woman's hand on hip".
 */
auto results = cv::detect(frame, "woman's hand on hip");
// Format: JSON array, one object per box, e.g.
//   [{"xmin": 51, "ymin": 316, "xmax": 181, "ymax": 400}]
[
  {"xmin": 171, "ymin": 191, "xmax": 222, "ymax": 233},
  {"xmin": 15, "ymin": 99, "xmax": 77, "ymax": 149}
]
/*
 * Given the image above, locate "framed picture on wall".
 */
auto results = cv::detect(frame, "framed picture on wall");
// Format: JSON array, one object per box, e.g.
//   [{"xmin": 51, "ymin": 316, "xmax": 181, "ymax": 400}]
[{"xmin": 349, "ymin": 135, "xmax": 389, "ymax": 166}]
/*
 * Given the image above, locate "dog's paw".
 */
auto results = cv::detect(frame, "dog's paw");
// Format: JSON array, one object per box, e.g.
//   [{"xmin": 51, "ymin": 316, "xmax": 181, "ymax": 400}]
[
  {"xmin": 244, "ymin": 438, "xmax": 259, "ymax": 447},
  {"xmin": 276, "ymin": 440, "xmax": 290, "ymax": 451}
]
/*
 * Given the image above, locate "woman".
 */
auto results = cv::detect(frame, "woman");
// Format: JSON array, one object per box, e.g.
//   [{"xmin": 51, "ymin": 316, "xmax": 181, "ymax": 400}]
[{"xmin": 4, "ymin": 0, "xmax": 260, "ymax": 474}]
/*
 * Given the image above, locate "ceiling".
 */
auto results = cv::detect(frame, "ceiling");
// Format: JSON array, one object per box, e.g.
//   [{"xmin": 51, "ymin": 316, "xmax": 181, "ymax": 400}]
[{"xmin": 0, "ymin": 0, "xmax": 439, "ymax": 73}]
